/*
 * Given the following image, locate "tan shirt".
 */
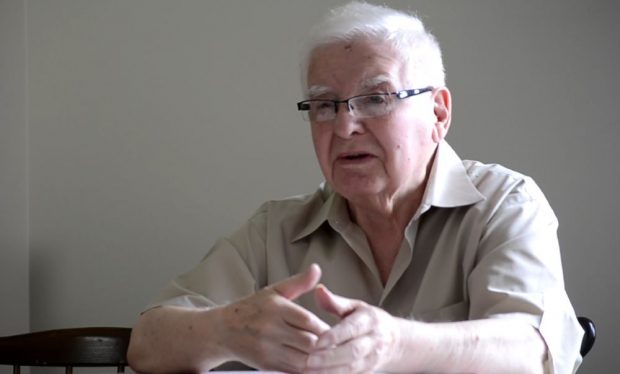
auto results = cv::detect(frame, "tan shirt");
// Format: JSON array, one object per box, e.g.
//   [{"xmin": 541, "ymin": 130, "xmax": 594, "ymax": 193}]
[{"xmin": 151, "ymin": 141, "xmax": 583, "ymax": 374}]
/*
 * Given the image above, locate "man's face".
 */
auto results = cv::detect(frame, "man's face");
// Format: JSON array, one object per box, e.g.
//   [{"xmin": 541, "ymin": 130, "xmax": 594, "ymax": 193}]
[{"xmin": 306, "ymin": 39, "xmax": 450, "ymax": 205}]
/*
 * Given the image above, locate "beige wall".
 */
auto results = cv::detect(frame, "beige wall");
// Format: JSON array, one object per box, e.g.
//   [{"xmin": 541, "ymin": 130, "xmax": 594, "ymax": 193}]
[{"xmin": 1, "ymin": 1, "xmax": 618, "ymax": 373}]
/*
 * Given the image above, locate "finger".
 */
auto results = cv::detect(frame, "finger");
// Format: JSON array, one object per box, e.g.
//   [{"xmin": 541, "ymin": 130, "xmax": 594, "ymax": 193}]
[
  {"xmin": 253, "ymin": 342, "xmax": 309, "ymax": 374},
  {"xmin": 314, "ymin": 284, "xmax": 356, "ymax": 318},
  {"xmin": 271, "ymin": 345, "xmax": 310, "ymax": 374},
  {"xmin": 272, "ymin": 263, "xmax": 322, "ymax": 300},
  {"xmin": 270, "ymin": 300, "xmax": 329, "ymax": 349},
  {"xmin": 306, "ymin": 335, "xmax": 374, "ymax": 369},
  {"xmin": 282, "ymin": 301, "xmax": 331, "ymax": 335},
  {"xmin": 280, "ymin": 329, "xmax": 321, "ymax": 353},
  {"xmin": 315, "ymin": 308, "xmax": 372, "ymax": 349}
]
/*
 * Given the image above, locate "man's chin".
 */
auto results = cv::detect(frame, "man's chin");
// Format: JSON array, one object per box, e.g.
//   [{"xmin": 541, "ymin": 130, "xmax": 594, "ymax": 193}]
[{"xmin": 332, "ymin": 181, "xmax": 384, "ymax": 202}]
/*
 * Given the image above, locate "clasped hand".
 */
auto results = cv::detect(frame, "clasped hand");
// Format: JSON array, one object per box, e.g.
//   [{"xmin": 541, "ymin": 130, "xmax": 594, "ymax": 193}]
[{"xmin": 218, "ymin": 264, "xmax": 400, "ymax": 373}]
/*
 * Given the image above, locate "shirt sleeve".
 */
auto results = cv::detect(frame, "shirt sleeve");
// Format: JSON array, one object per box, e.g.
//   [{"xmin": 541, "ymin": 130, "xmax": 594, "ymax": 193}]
[
  {"xmin": 468, "ymin": 176, "xmax": 583, "ymax": 374},
  {"xmin": 146, "ymin": 204, "xmax": 269, "ymax": 311}
]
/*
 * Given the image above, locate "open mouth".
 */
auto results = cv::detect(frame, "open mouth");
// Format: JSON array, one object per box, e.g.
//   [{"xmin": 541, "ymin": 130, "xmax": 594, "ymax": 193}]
[{"xmin": 340, "ymin": 152, "xmax": 374, "ymax": 161}]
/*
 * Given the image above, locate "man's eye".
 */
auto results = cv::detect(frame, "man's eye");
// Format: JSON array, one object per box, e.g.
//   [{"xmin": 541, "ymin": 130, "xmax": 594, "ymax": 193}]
[
  {"xmin": 364, "ymin": 95, "xmax": 387, "ymax": 105},
  {"xmin": 314, "ymin": 101, "xmax": 333, "ymax": 110}
]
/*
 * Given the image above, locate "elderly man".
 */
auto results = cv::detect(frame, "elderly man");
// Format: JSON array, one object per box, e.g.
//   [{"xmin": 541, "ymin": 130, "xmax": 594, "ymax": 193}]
[{"xmin": 127, "ymin": 2, "xmax": 583, "ymax": 373}]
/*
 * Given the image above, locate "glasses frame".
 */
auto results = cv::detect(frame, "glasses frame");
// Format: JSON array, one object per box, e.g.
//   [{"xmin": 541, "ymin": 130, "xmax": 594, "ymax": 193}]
[{"xmin": 296, "ymin": 86, "xmax": 434, "ymax": 122}]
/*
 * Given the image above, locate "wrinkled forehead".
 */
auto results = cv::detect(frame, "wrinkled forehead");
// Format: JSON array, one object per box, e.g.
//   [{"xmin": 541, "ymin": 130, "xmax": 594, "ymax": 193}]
[{"xmin": 305, "ymin": 39, "xmax": 409, "ymax": 98}]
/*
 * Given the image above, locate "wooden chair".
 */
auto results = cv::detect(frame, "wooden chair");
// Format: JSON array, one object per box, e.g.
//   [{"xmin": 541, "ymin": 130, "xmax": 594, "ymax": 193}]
[
  {"xmin": 578, "ymin": 316, "xmax": 596, "ymax": 357},
  {"xmin": 0, "ymin": 327, "xmax": 132, "ymax": 374}
]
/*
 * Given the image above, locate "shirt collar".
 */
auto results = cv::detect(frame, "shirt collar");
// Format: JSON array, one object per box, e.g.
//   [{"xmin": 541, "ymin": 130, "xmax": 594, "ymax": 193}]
[
  {"xmin": 421, "ymin": 140, "xmax": 485, "ymax": 208},
  {"xmin": 291, "ymin": 141, "xmax": 485, "ymax": 242},
  {"xmin": 291, "ymin": 183, "xmax": 338, "ymax": 242}
]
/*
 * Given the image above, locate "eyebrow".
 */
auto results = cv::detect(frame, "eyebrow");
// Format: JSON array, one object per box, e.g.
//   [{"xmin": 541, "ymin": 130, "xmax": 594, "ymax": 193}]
[
  {"xmin": 306, "ymin": 85, "xmax": 332, "ymax": 99},
  {"xmin": 305, "ymin": 75, "xmax": 396, "ymax": 99},
  {"xmin": 360, "ymin": 74, "xmax": 394, "ymax": 89}
]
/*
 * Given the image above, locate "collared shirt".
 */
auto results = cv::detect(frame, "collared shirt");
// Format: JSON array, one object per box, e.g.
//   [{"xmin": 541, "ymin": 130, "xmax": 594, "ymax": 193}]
[{"xmin": 150, "ymin": 141, "xmax": 583, "ymax": 373}]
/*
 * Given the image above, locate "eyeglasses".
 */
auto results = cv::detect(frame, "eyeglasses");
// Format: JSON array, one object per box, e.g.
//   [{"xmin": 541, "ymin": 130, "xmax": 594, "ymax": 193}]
[{"xmin": 296, "ymin": 87, "xmax": 433, "ymax": 123}]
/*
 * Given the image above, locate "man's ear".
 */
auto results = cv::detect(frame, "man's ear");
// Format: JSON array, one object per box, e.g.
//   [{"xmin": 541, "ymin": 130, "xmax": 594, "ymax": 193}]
[{"xmin": 432, "ymin": 87, "xmax": 452, "ymax": 143}]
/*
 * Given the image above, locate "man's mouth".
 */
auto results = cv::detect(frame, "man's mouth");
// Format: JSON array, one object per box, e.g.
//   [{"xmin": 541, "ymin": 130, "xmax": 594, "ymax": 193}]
[
  {"xmin": 344, "ymin": 153, "xmax": 371, "ymax": 159},
  {"xmin": 338, "ymin": 152, "xmax": 375, "ymax": 162}
]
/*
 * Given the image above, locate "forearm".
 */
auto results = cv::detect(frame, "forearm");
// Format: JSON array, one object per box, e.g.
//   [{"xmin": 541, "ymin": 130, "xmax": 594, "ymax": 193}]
[
  {"xmin": 129, "ymin": 266, "xmax": 330, "ymax": 374},
  {"xmin": 127, "ymin": 305, "xmax": 230, "ymax": 373},
  {"xmin": 387, "ymin": 318, "xmax": 547, "ymax": 374}
]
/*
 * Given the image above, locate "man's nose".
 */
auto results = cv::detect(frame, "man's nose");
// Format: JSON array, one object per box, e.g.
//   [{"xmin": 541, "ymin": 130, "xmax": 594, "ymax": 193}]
[{"xmin": 332, "ymin": 104, "xmax": 365, "ymax": 138}]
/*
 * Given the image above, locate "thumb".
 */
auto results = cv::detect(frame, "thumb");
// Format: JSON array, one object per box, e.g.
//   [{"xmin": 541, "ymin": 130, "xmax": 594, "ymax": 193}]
[
  {"xmin": 314, "ymin": 284, "xmax": 356, "ymax": 318},
  {"xmin": 272, "ymin": 263, "xmax": 322, "ymax": 300}
]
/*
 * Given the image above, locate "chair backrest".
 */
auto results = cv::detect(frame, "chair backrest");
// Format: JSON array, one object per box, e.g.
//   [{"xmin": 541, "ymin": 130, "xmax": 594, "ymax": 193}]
[
  {"xmin": 0, "ymin": 327, "xmax": 132, "ymax": 374},
  {"xmin": 577, "ymin": 316, "xmax": 596, "ymax": 357}
]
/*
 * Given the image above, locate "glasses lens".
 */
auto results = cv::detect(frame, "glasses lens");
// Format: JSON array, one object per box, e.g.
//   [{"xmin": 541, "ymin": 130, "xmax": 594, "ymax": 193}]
[
  {"xmin": 300, "ymin": 110, "xmax": 310, "ymax": 121},
  {"xmin": 308, "ymin": 101, "xmax": 336, "ymax": 122},
  {"xmin": 351, "ymin": 94, "xmax": 392, "ymax": 118}
]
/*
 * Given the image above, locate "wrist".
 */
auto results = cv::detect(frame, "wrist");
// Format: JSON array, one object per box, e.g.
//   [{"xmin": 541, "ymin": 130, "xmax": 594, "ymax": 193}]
[
  {"xmin": 388, "ymin": 317, "xmax": 406, "ymax": 366},
  {"xmin": 382, "ymin": 318, "xmax": 427, "ymax": 373},
  {"xmin": 207, "ymin": 304, "xmax": 237, "ymax": 362}
]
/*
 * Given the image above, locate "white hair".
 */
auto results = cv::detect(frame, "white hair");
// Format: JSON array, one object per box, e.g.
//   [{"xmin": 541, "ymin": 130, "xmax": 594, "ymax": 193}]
[{"xmin": 300, "ymin": 1, "xmax": 445, "ymax": 94}]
